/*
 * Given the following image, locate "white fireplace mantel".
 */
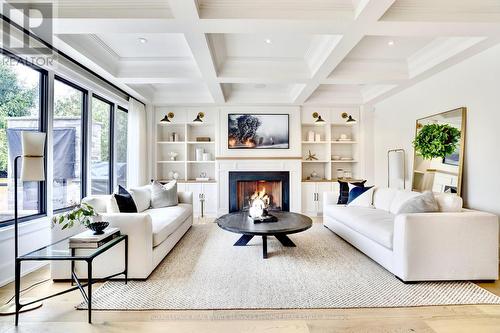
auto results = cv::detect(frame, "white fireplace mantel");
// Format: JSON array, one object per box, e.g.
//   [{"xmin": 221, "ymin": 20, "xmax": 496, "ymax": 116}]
[{"xmin": 217, "ymin": 159, "xmax": 302, "ymax": 216}]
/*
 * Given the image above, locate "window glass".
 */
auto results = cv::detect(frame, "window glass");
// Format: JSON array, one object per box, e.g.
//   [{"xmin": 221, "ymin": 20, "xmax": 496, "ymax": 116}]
[
  {"xmin": 116, "ymin": 108, "xmax": 127, "ymax": 188},
  {"xmin": 0, "ymin": 54, "xmax": 42, "ymax": 222},
  {"xmin": 90, "ymin": 97, "xmax": 111, "ymax": 195},
  {"xmin": 53, "ymin": 79, "xmax": 84, "ymax": 210}
]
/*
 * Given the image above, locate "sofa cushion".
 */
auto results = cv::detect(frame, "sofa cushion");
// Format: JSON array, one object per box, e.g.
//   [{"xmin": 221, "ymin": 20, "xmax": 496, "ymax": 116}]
[
  {"xmin": 397, "ymin": 191, "xmax": 439, "ymax": 214},
  {"xmin": 434, "ymin": 193, "xmax": 463, "ymax": 212},
  {"xmin": 347, "ymin": 186, "xmax": 374, "ymax": 207},
  {"xmin": 151, "ymin": 180, "xmax": 178, "ymax": 208},
  {"xmin": 373, "ymin": 188, "xmax": 398, "ymax": 211},
  {"xmin": 147, "ymin": 204, "xmax": 192, "ymax": 247},
  {"xmin": 114, "ymin": 186, "xmax": 138, "ymax": 213},
  {"xmin": 389, "ymin": 190, "xmax": 421, "ymax": 214},
  {"xmin": 324, "ymin": 205, "xmax": 395, "ymax": 249},
  {"xmin": 338, "ymin": 180, "xmax": 366, "ymax": 204},
  {"xmin": 129, "ymin": 185, "xmax": 151, "ymax": 212},
  {"xmin": 82, "ymin": 195, "xmax": 110, "ymax": 214}
]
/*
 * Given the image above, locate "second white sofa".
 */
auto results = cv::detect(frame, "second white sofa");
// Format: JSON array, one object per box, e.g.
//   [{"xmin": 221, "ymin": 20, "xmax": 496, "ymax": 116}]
[{"xmin": 323, "ymin": 188, "xmax": 499, "ymax": 282}]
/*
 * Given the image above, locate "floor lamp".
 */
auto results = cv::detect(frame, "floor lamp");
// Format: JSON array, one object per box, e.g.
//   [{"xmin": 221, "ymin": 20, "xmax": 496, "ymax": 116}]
[{"xmin": 0, "ymin": 131, "xmax": 46, "ymax": 316}]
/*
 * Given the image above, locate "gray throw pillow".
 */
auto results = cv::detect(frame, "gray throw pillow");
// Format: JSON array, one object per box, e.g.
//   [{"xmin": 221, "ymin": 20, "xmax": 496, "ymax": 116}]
[
  {"xmin": 151, "ymin": 180, "xmax": 178, "ymax": 209},
  {"xmin": 396, "ymin": 191, "xmax": 439, "ymax": 214}
]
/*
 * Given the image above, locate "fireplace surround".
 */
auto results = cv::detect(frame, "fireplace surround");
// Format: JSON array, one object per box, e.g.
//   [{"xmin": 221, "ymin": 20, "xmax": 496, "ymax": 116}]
[{"xmin": 229, "ymin": 171, "xmax": 290, "ymax": 213}]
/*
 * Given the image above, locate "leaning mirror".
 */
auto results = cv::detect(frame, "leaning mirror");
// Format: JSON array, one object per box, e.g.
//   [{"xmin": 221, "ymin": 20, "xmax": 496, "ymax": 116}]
[{"xmin": 412, "ymin": 107, "xmax": 466, "ymax": 196}]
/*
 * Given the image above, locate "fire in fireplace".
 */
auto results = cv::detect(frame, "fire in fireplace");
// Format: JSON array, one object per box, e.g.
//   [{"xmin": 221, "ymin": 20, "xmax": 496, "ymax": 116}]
[
  {"xmin": 228, "ymin": 171, "xmax": 290, "ymax": 213},
  {"xmin": 237, "ymin": 180, "xmax": 282, "ymax": 211}
]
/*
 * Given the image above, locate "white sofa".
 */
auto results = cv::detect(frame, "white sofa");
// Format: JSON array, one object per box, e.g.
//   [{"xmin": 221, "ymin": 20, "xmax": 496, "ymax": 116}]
[
  {"xmin": 51, "ymin": 185, "xmax": 193, "ymax": 280},
  {"xmin": 323, "ymin": 188, "xmax": 499, "ymax": 282}
]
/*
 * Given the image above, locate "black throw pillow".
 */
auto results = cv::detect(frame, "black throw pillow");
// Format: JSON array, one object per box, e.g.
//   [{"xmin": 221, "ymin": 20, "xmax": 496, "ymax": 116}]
[
  {"xmin": 338, "ymin": 180, "xmax": 366, "ymax": 205},
  {"xmin": 113, "ymin": 185, "xmax": 138, "ymax": 213}
]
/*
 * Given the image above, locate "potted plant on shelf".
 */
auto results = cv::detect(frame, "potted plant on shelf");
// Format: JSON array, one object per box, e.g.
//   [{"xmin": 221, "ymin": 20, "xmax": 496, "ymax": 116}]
[
  {"xmin": 413, "ymin": 123, "xmax": 461, "ymax": 160},
  {"xmin": 52, "ymin": 203, "xmax": 109, "ymax": 235}
]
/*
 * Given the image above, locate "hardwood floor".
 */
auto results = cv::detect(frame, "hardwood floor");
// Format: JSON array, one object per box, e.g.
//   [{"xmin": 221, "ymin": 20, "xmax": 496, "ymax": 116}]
[{"xmin": 1, "ymin": 218, "xmax": 499, "ymax": 333}]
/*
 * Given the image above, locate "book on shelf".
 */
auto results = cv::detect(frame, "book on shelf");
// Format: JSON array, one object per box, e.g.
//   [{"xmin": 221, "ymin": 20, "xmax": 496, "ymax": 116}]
[
  {"xmin": 69, "ymin": 227, "xmax": 120, "ymax": 249},
  {"xmin": 196, "ymin": 137, "xmax": 211, "ymax": 142}
]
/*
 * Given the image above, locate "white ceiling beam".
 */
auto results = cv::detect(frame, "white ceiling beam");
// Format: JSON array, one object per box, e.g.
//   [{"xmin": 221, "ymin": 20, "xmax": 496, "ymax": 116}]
[
  {"xmin": 368, "ymin": 21, "xmax": 500, "ymax": 37},
  {"xmin": 168, "ymin": 0, "xmax": 225, "ymax": 104},
  {"xmin": 292, "ymin": 0, "xmax": 397, "ymax": 104}
]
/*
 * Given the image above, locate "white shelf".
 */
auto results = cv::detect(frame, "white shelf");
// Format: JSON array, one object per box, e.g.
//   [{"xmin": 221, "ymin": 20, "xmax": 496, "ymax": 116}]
[
  {"xmin": 331, "ymin": 160, "xmax": 358, "ymax": 163},
  {"xmin": 302, "ymin": 141, "xmax": 329, "ymax": 144},
  {"xmin": 157, "ymin": 141, "xmax": 185, "ymax": 144},
  {"xmin": 187, "ymin": 161, "xmax": 216, "ymax": 164},
  {"xmin": 331, "ymin": 141, "xmax": 357, "ymax": 144},
  {"xmin": 187, "ymin": 141, "xmax": 215, "ymax": 144},
  {"xmin": 157, "ymin": 160, "xmax": 184, "ymax": 164},
  {"xmin": 302, "ymin": 160, "xmax": 330, "ymax": 163}
]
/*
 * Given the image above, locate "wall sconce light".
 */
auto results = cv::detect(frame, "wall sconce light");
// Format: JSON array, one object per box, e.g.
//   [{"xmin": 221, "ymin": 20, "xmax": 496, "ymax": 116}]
[
  {"xmin": 342, "ymin": 112, "xmax": 356, "ymax": 123},
  {"xmin": 193, "ymin": 112, "xmax": 204, "ymax": 123},
  {"xmin": 312, "ymin": 112, "xmax": 325, "ymax": 124},
  {"xmin": 160, "ymin": 112, "xmax": 174, "ymax": 123}
]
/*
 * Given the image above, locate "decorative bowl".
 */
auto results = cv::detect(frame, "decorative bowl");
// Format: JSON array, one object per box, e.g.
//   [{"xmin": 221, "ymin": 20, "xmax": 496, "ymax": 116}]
[{"xmin": 87, "ymin": 221, "xmax": 109, "ymax": 235}]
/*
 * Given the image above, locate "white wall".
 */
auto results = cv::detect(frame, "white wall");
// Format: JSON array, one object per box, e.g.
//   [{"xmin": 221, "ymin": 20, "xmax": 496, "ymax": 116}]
[{"xmin": 372, "ymin": 43, "xmax": 500, "ymax": 216}]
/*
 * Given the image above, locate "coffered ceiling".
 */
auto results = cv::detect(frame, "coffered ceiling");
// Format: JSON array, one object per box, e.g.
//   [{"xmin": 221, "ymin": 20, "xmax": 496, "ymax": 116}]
[{"xmin": 7, "ymin": 0, "xmax": 500, "ymax": 105}]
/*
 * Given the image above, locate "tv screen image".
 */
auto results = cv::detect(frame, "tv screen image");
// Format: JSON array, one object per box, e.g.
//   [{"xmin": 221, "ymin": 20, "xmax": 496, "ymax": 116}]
[{"xmin": 228, "ymin": 114, "xmax": 289, "ymax": 149}]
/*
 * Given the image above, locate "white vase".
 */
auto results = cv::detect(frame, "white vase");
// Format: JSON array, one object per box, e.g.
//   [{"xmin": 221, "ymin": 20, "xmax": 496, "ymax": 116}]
[{"xmin": 195, "ymin": 148, "xmax": 204, "ymax": 161}]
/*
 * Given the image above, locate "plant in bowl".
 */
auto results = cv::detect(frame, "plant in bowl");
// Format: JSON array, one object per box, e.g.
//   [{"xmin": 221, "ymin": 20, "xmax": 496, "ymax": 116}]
[
  {"xmin": 52, "ymin": 203, "xmax": 109, "ymax": 235},
  {"xmin": 413, "ymin": 123, "xmax": 461, "ymax": 160}
]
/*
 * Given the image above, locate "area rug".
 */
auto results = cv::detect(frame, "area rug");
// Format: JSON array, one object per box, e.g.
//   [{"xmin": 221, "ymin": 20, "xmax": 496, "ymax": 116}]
[{"xmin": 78, "ymin": 223, "xmax": 500, "ymax": 310}]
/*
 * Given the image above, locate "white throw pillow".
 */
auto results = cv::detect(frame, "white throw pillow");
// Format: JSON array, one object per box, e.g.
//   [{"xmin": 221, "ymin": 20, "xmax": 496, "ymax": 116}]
[
  {"xmin": 434, "ymin": 193, "xmax": 463, "ymax": 212},
  {"xmin": 151, "ymin": 180, "xmax": 178, "ymax": 208},
  {"xmin": 347, "ymin": 187, "xmax": 375, "ymax": 208},
  {"xmin": 128, "ymin": 185, "xmax": 151, "ymax": 212},
  {"xmin": 106, "ymin": 196, "xmax": 120, "ymax": 213},
  {"xmin": 396, "ymin": 191, "xmax": 439, "ymax": 214}
]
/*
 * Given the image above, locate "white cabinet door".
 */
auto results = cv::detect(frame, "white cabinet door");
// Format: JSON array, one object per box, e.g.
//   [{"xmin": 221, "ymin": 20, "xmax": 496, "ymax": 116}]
[
  {"xmin": 201, "ymin": 183, "xmax": 217, "ymax": 217},
  {"xmin": 317, "ymin": 182, "xmax": 332, "ymax": 214},
  {"xmin": 186, "ymin": 183, "xmax": 202, "ymax": 217},
  {"xmin": 302, "ymin": 183, "xmax": 317, "ymax": 216}
]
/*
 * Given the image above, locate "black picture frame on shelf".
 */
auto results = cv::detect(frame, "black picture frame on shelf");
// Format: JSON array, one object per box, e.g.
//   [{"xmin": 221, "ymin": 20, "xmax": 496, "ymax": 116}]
[{"xmin": 228, "ymin": 114, "xmax": 289, "ymax": 149}]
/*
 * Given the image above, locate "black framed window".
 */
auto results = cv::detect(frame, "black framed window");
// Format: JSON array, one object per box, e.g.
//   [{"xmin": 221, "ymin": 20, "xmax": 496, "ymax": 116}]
[
  {"xmin": 90, "ymin": 95, "xmax": 113, "ymax": 195},
  {"xmin": 0, "ymin": 50, "xmax": 47, "ymax": 225},
  {"xmin": 52, "ymin": 77, "xmax": 87, "ymax": 211},
  {"xmin": 115, "ymin": 107, "xmax": 128, "ymax": 189}
]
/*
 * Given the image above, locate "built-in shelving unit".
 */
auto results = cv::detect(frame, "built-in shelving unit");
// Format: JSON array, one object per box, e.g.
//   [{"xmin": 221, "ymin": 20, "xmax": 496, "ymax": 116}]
[
  {"xmin": 154, "ymin": 109, "xmax": 218, "ymax": 183},
  {"xmin": 300, "ymin": 108, "xmax": 361, "ymax": 182}
]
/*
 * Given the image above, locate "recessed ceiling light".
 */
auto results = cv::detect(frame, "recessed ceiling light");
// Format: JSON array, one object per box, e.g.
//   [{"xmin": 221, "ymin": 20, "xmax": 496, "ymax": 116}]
[
  {"xmin": 387, "ymin": 40, "xmax": 395, "ymax": 46},
  {"xmin": 138, "ymin": 37, "xmax": 148, "ymax": 44},
  {"xmin": 265, "ymin": 38, "xmax": 272, "ymax": 44}
]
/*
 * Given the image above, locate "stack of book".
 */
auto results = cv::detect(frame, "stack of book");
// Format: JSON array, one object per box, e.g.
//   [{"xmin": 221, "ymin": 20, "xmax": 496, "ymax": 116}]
[{"xmin": 69, "ymin": 228, "xmax": 120, "ymax": 249}]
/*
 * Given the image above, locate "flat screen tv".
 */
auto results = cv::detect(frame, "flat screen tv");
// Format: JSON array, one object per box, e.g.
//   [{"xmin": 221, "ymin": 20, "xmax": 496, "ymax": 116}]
[{"xmin": 228, "ymin": 114, "xmax": 289, "ymax": 149}]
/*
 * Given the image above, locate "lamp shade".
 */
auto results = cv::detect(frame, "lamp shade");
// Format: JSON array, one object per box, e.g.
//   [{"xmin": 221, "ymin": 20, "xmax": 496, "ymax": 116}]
[
  {"xmin": 21, "ymin": 131, "xmax": 46, "ymax": 181},
  {"xmin": 22, "ymin": 131, "xmax": 45, "ymax": 157}
]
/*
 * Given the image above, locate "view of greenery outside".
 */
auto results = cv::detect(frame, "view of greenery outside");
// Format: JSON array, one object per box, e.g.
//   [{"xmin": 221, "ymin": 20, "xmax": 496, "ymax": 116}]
[
  {"xmin": 53, "ymin": 80, "xmax": 83, "ymax": 210},
  {"xmin": 91, "ymin": 97, "xmax": 111, "ymax": 194},
  {"xmin": 0, "ymin": 54, "xmax": 41, "ymax": 221},
  {"xmin": 116, "ymin": 108, "xmax": 128, "ymax": 188}
]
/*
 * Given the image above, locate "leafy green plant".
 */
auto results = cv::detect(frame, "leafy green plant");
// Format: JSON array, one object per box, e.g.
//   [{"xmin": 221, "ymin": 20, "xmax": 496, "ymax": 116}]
[
  {"xmin": 52, "ymin": 203, "xmax": 97, "ymax": 230},
  {"xmin": 413, "ymin": 123, "xmax": 461, "ymax": 160}
]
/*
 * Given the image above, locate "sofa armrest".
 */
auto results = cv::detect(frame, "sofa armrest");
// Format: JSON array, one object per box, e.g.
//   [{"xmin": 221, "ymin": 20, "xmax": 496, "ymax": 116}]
[
  {"xmin": 393, "ymin": 211, "xmax": 499, "ymax": 281},
  {"xmin": 178, "ymin": 191, "xmax": 193, "ymax": 205},
  {"xmin": 101, "ymin": 213, "xmax": 154, "ymax": 277},
  {"xmin": 323, "ymin": 192, "xmax": 338, "ymax": 207}
]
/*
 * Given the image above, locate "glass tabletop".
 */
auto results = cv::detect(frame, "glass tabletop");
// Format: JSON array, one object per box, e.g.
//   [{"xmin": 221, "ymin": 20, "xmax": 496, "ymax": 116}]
[{"xmin": 19, "ymin": 234, "xmax": 126, "ymax": 261}]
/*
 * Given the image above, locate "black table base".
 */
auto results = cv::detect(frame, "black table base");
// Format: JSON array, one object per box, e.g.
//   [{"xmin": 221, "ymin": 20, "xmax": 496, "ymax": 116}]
[{"xmin": 234, "ymin": 234, "xmax": 296, "ymax": 259}]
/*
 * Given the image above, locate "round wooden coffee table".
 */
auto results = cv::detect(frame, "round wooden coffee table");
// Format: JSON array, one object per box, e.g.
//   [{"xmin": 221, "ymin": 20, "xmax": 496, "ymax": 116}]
[{"xmin": 216, "ymin": 211, "xmax": 312, "ymax": 259}]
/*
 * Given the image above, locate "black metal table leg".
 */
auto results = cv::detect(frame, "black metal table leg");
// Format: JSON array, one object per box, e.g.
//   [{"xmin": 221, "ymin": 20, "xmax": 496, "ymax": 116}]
[
  {"xmin": 15, "ymin": 259, "xmax": 20, "ymax": 326},
  {"xmin": 262, "ymin": 236, "xmax": 268, "ymax": 259},
  {"xmin": 87, "ymin": 260, "xmax": 92, "ymax": 324},
  {"xmin": 234, "ymin": 234, "xmax": 254, "ymax": 246},
  {"xmin": 275, "ymin": 234, "xmax": 296, "ymax": 247},
  {"xmin": 71, "ymin": 248, "xmax": 75, "ymax": 286},
  {"xmin": 124, "ymin": 236, "xmax": 128, "ymax": 285}
]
